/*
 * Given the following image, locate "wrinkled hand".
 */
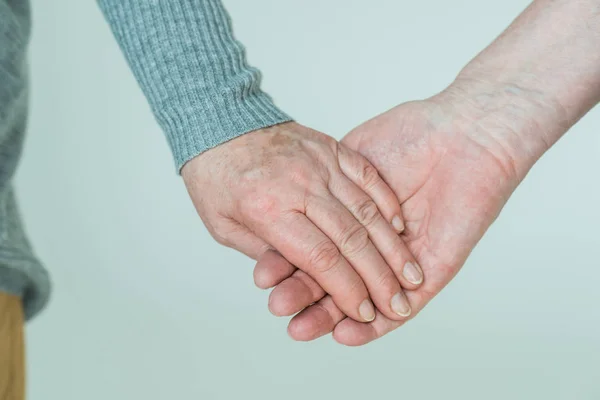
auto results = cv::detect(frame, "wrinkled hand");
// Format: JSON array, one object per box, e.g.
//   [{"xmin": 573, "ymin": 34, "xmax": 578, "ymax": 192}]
[
  {"xmin": 182, "ymin": 122, "xmax": 424, "ymax": 323},
  {"xmin": 256, "ymin": 91, "xmax": 532, "ymax": 345}
]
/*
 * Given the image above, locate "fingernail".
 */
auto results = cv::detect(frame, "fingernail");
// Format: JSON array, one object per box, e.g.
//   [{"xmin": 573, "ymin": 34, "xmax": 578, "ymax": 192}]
[
  {"xmin": 391, "ymin": 292, "xmax": 411, "ymax": 317},
  {"xmin": 359, "ymin": 299, "xmax": 376, "ymax": 322},
  {"xmin": 392, "ymin": 215, "xmax": 404, "ymax": 233},
  {"xmin": 403, "ymin": 261, "xmax": 423, "ymax": 285}
]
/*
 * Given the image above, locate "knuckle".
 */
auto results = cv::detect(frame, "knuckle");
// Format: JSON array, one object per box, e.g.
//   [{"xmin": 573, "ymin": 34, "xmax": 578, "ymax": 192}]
[
  {"xmin": 209, "ymin": 227, "xmax": 231, "ymax": 246},
  {"xmin": 254, "ymin": 195, "xmax": 278, "ymax": 215},
  {"xmin": 357, "ymin": 161, "xmax": 380, "ymax": 188},
  {"xmin": 213, "ymin": 233, "xmax": 230, "ymax": 246},
  {"xmin": 345, "ymin": 275, "xmax": 366, "ymax": 298},
  {"xmin": 389, "ymin": 244, "xmax": 406, "ymax": 265},
  {"xmin": 322, "ymin": 135, "xmax": 339, "ymax": 152},
  {"xmin": 309, "ymin": 241, "xmax": 342, "ymax": 273},
  {"xmin": 288, "ymin": 166, "xmax": 312, "ymax": 188},
  {"xmin": 352, "ymin": 199, "xmax": 381, "ymax": 226},
  {"xmin": 241, "ymin": 191, "xmax": 279, "ymax": 217},
  {"xmin": 373, "ymin": 270, "xmax": 399, "ymax": 292},
  {"xmin": 210, "ymin": 220, "xmax": 238, "ymax": 247},
  {"xmin": 339, "ymin": 225, "xmax": 370, "ymax": 258}
]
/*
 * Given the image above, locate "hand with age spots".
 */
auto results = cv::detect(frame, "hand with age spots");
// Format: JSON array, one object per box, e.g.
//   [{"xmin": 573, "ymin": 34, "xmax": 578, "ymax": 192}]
[
  {"xmin": 182, "ymin": 121, "xmax": 424, "ymax": 324},
  {"xmin": 254, "ymin": 96, "xmax": 529, "ymax": 345},
  {"xmin": 253, "ymin": 0, "xmax": 598, "ymax": 346}
]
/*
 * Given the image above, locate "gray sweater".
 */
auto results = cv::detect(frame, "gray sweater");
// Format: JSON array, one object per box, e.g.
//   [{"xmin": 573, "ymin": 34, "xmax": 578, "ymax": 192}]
[{"xmin": 0, "ymin": 0, "xmax": 291, "ymax": 319}]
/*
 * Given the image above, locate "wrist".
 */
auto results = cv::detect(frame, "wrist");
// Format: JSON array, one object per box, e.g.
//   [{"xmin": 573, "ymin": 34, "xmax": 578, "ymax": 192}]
[
  {"xmin": 432, "ymin": 76, "xmax": 570, "ymax": 181},
  {"xmin": 428, "ymin": 0, "xmax": 600, "ymax": 181}
]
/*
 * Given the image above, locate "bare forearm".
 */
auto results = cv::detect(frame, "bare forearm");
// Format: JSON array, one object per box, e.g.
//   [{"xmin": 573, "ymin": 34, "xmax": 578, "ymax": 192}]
[
  {"xmin": 441, "ymin": 0, "xmax": 600, "ymax": 178},
  {"xmin": 462, "ymin": 0, "xmax": 600, "ymax": 118},
  {"xmin": 0, "ymin": 293, "xmax": 25, "ymax": 400}
]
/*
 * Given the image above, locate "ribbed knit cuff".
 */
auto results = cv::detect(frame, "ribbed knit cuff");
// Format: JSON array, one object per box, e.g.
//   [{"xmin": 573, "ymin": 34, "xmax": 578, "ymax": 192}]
[
  {"xmin": 98, "ymin": 0, "xmax": 293, "ymax": 171},
  {"xmin": 156, "ymin": 90, "xmax": 291, "ymax": 171}
]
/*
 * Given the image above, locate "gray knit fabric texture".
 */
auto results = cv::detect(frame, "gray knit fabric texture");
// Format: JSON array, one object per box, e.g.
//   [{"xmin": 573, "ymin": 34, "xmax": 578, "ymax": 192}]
[
  {"xmin": 0, "ymin": 0, "xmax": 50, "ymax": 320},
  {"xmin": 97, "ymin": 0, "xmax": 292, "ymax": 171},
  {"xmin": 0, "ymin": 0, "xmax": 291, "ymax": 319}
]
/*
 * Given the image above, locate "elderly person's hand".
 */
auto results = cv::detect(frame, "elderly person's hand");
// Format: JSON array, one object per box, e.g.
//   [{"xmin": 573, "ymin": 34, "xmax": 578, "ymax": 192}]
[
  {"xmin": 255, "ymin": 0, "xmax": 600, "ymax": 344},
  {"xmin": 183, "ymin": 122, "xmax": 423, "ymax": 323}
]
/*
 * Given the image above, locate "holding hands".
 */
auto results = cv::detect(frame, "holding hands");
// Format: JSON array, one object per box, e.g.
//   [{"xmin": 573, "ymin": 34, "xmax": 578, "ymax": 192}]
[
  {"xmin": 256, "ymin": 90, "xmax": 526, "ymax": 345},
  {"xmin": 182, "ymin": 122, "xmax": 422, "ymax": 323},
  {"xmin": 180, "ymin": 0, "xmax": 600, "ymax": 345}
]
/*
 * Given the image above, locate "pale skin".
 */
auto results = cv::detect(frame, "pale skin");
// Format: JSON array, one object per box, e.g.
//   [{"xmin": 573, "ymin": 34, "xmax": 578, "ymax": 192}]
[
  {"xmin": 182, "ymin": 123, "xmax": 424, "ymax": 322},
  {"xmin": 3, "ymin": 12, "xmax": 598, "ymax": 398},
  {"xmin": 254, "ymin": 0, "xmax": 600, "ymax": 345}
]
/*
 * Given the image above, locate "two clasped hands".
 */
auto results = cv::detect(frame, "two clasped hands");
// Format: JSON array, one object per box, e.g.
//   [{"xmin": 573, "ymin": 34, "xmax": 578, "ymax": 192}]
[{"xmin": 182, "ymin": 0, "xmax": 600, "ymax": 346}]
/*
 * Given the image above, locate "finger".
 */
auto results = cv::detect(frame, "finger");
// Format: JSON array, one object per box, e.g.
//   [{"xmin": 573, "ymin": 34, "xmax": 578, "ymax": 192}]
[
  {"xmin": 305, "ymin": 194, "xmax": 412, "ymax": 321},
  {"xmin": 334, "ymin": 287, "xmax": 438, "ymax": 345},
  {"xmin": 337, "ymin": 143, "xmax": 405, "ymax": 233},
  {"xmin": 254, "ymin": 250, "xmax": 297, "ymax": 289},
  {"xmin": 255, "ymin": 211, "xmax": 376, "ymax": 323},
  {"xmin": 333, "ymin": 309, "xmax": 408, "ymax": 346},
  {"xmin": 268, "ymin": 269, "xmax": 326, "ymax": 316},
  {"xmin": 287, "ymin": 295, "xmax": 345, "ymax": 342},
  {"xmin": 293, "ymin": 290, "xmax": 431, "ymax": 346},
  {"xmin": 328, "ymin": 174, "xmax": 424, "ymax": 290},
  {"xmin": 258, "ymin": 251, "xmax": 325, "ymax": 316},
  {"xmin": 288, "ymin": 294, "xmax": 406, "ymax": 346}
]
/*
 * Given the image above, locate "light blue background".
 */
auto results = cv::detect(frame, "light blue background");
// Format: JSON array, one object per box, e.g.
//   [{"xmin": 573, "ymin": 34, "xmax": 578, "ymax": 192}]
[{"xmin": 21, "ymin": 0, "xmax": 600, "ymax": 398}]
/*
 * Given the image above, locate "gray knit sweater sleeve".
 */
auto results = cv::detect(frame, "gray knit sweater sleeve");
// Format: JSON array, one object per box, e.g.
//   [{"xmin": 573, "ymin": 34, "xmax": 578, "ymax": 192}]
[{"xmin": 97, "ymin": 0, "xmax": 292, "ymax": 171}]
